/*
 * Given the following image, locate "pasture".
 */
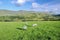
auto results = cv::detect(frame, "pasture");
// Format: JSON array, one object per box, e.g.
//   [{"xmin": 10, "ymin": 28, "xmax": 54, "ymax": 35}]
[{"xmin": 0, "ymin": 21, "xmax": 60, "ymax": 40}]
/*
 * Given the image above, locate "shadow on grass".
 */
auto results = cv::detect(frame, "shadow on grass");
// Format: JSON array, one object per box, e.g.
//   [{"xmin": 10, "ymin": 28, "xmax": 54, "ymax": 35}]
[{"xmin": 16, "ymin": 28, "xmax": 26, "ymax": 30}]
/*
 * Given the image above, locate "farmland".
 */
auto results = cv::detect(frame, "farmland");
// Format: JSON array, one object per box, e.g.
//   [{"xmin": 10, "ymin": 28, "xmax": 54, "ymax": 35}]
[{"xmin": 0, "ymin": 21, "xmax": 60, "ymax": 40}]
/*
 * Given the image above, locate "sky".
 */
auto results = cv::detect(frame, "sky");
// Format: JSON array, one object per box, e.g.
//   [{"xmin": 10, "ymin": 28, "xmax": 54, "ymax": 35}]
[{"xmin": 0, "ymin": 0, "xmax": 60, "ymax": 14}]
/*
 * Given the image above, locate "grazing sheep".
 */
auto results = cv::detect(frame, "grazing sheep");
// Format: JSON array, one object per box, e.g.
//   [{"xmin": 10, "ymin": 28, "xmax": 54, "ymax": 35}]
[
  {"xmin": 22, "ymin": 25, "xmax": 27, "ymax": 30},
  {"xmin": 16, "ymin": 25, "xmax": 27, "ymax": 30},
  {"xmin": 32, "ymin": 24, "xmax": 37, "ymax": 27}
]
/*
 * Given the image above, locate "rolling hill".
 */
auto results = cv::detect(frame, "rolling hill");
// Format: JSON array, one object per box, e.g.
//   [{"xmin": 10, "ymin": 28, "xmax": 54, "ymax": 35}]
[{"xmin": 0, "ymin": 10, "xmax": 60, "ymax": 21}]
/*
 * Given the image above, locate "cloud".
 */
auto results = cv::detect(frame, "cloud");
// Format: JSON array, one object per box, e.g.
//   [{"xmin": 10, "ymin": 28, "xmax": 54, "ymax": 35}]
[
  {"xmin": 32, "ymin": 2, "xmax": 40, "ymax": 9},
  {"xmin": 11, "ymin": 0, "xmax": 60, "ymax": 14},
  {"xmin": 47, "ymin": 4, "xmax": 60, "ymax": 11},
  {"xmin": 16, "ymin": 0, "xmax": 27, "ymax": 5},
  {"xmin": 11, "ymin": 0, "xmax": 27, "ymax": 6},
  {"xmin": 46, "ymin": 5, "xmax": 60, "ymax": 14},
  {"xmin": 31, "ymin": 2, "xmax": 48, "ymax": 11},
  {"xmin": 31, "ymin": 2, "xmax": 60, "ymax": 13},
  {"xmin": 11, "ymin": 0, "xmax": 34, "ymax": 6}
]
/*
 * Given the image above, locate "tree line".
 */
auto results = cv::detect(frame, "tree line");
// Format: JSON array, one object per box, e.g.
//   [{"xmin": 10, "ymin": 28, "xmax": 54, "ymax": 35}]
[{"xmin": 0, "ymin": 13, "xmax": 60, "ymax": 22}]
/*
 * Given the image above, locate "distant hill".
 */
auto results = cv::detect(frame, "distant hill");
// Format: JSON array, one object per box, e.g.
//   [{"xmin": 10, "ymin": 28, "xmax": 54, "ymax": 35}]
[
  {"xmin": 0, "ymin": 10, "xmax": 40, "ymax": 16},
  {"xmin": 0, "ymin": 10, "xmax": 60, "ymax": 21},
  {"xmin": 0, "ymin": 10, "xmax": 20, "ymax": 16},
  {"xmin": 0, "ymin": 10, "xmax": 59, "ymax": 16}
]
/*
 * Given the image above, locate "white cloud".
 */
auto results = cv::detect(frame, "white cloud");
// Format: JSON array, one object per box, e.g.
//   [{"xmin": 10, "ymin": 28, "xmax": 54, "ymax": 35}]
[
  {"xmin": 47, "ymin": 4, "xmax": 60, "ymax": 11},
  {"xmin": 16, "ymin": 0, "xmax": 27, "ymax": 5},
  {"xmin": 11, "ymin": 0, "xmax": 60, "ymax": 14},
  {"xmin": 11, "ymin": 0, "xmax": 33, "ymax": 5},
  {"xmin": 31, "ymin": 2, "xmax": 60, "ymax": 13},
  {"xmin": 32, "ymin": 2, "xmax": 40, "ymax": 9}
]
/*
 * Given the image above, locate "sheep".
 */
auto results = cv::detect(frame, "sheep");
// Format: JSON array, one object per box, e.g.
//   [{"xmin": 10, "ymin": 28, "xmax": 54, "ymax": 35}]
[
  {"xmin": 32, "ymin": 24, "xmax": 37, "ymax": 27},
  {"xmin": 22, "ymin": 25, "xmax": 27, "ymax": 30}
]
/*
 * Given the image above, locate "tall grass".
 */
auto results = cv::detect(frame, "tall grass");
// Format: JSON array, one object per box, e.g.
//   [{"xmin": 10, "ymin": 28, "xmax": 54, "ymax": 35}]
[{"xmin": 0, "ymin": 21, "xmax": 60, "ymax": 40}]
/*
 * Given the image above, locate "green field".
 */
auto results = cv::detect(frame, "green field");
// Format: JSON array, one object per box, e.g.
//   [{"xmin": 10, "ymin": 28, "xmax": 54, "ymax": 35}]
[{"xmin": 0, "ymin": 21, "xmax": 60, "ymax": 40}]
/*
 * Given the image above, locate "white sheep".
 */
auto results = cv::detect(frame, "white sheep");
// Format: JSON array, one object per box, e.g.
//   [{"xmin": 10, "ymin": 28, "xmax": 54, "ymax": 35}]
[
  {"xmin": 22, "ymin": 25, "xmax": 27, "ymax": 30},
  {"xmin": 32, "ymin": 24, "xmax": 37, "ymax": 27}
]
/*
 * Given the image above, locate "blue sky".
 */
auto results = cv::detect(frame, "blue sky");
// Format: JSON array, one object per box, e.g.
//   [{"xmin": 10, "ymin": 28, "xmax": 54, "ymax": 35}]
[{"xmin": 0, "ymin": 0, "xmax": 60, "ymax": 14}]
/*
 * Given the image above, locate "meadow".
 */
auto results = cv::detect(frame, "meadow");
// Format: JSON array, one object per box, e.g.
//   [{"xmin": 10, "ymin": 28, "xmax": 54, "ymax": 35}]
[{"xmin": 0, "ymin": 21, "xmax": 60, "ymax": 40}]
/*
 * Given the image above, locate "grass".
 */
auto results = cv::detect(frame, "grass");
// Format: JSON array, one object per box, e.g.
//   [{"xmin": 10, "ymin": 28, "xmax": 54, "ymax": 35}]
[{"xmin": 0, "ymin": 21, "xmax": 60, "ymax": 40}]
